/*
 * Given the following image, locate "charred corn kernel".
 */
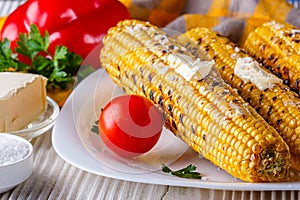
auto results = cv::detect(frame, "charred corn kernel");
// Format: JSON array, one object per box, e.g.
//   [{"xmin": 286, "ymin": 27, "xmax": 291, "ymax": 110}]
[
  {"xmin": 244, "ymin": 21, "xmax": 300, "ymax": 94},
  {"xmin": 181, "ymin": 27, "xmax": 300, "ymax": 171},
  {"xmin": 101, "ymin": 19, "xmax": 290, "ymax": 182}
]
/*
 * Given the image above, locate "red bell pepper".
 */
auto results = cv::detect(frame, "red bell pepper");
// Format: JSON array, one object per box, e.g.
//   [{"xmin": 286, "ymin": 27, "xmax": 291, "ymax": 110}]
[{"xmin": 0, "ymin": 0, "xmax": 130, "ymax": 62}]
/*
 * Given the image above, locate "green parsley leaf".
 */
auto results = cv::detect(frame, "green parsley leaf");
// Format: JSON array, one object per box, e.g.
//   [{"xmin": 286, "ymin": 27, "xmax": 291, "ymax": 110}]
[
  {"xmin": 91, "ymin": 120, "xmax": 99, "ymax": 134},
  {"xmin": 161, "ymin": 164, "xmax": 202, "ymax": 179},
  {"xmin": 0, "ymin": 24, "xmax": 83, "ymax": 89}
]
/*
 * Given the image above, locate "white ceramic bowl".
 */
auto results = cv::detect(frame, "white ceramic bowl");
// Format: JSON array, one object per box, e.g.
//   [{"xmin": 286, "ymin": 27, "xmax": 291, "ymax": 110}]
[{"xmin": 0, "ymin": 134, "xmax": 33, "ymax": 193}]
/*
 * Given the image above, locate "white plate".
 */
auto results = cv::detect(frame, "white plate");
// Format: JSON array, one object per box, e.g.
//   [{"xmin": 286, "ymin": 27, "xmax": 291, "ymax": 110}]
[{"xmin": 52, "ymin": 69, "xmax": 300, "ymax": 191}]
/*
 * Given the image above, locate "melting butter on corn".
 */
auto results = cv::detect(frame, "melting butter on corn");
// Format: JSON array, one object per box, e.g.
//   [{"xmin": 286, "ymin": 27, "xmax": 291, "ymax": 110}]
[
  {"xmin": 125, "ymin": 21, "xmax": 215, "ymax": 81},
  {"xmin": 234, "ymin": 57, "xmax": 282, "ymax": 91}
]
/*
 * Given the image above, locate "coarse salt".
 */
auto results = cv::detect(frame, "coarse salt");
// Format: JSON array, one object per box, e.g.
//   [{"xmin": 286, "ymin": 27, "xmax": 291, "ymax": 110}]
[{"xmin": 0, "ymin": 136, "xmax": 30, "ymax": 166}]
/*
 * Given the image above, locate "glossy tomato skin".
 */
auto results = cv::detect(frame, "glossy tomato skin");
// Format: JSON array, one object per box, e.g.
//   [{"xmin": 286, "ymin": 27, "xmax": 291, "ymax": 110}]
[{"xmin": 99, "ymin": 94, "xmax": 165, "ymax": 157}]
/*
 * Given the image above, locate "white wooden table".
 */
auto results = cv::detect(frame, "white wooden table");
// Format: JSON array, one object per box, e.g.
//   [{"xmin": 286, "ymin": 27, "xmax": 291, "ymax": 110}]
[{"xmin": 1, "ymin": 130, "xmax": 300, "ymax": 200}]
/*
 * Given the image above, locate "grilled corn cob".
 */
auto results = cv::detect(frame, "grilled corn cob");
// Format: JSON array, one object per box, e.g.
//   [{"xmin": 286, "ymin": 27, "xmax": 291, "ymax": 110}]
[
  {"xmin": 243, "ymin": 21, "xmax": 300, "ymax": 94},
  {"xmin": 100, "ymin": 19, "xmax": 290, "ymax": 182},
  {"xmin": 181, "ymin": 27, "xmax": 300, "ymax": 171}
]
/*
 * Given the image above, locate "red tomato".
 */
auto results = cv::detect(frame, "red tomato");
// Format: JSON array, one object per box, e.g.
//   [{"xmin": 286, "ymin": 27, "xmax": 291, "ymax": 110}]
[{"xmin": 99, "ymin": 94, "xmax": 165, "ymax": 157}]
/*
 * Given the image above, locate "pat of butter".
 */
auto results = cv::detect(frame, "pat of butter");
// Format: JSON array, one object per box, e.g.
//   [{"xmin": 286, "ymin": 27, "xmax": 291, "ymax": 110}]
[
  {"xmin": 0, "ymin": 72, "xmax": 47, "ymax": 132},
  {"xmin": 173, "ymin": 54, "xmax": 214, "ymax": 81},
  {"xmin": 234, "ymin": 57, "xmax": 282, "ymax": 91}
]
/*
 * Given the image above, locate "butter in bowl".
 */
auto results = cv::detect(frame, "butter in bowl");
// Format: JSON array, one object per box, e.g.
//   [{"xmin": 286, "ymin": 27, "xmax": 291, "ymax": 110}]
[{"xmin": 0, "ymin": 72, "xmax": 59, "ymax": 140}]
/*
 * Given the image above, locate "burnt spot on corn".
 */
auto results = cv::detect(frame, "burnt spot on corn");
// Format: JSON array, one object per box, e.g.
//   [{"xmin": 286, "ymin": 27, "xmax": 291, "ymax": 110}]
[
  {"xmin": 292, "ymin": 87, "xmax": 299, "ymax": 93},
  {"xmin": 294, "ymin": 39, "xmax": 300, "ymax": 43},
  {"xmin": 149, "ymin": 90, "xmax": 154, "ymax": 101},
  {"xmin": 265, "ymin": 65, "xmax": 274, "ymax": 73},
  {"xmin": 256, "ymin": 107, "xmax": 261, "ymax": 113},
  {"xmin": 277, "ymin": 72, "xmax": 282, "ymax": 78},
  {"xmin": 177, "ymin": 96, "xmax": 182, "ymax": 104},
  {"xmin": 268, "ymin": 54, "xmax": 275, "ymax": 61},
  {"xmin": 132, "ymin": 74, "xmax": 136, "ymax": 85},
  {"xmin": 117, "ymin": 65, "xmax": 120, "ymax": 71},
  {"xmin": 191, "ymin": 125, "xmax": 195, "ymax": 134},
  {"xmin": 232, "ymin": 99, "xmax": 239, "ymax": 103},
  {"xmin": 276, "ymin": 119, "xmax": 282, "ymax": 125},
  {"xmin": 172, "ymin": 119, "xmax": 177, "ymax": 130},
  {"xmin": 240, "ymin": 49, "xmax": 247, "ymax": 54},
  {"xmin": 179, "ymin": 114, "xmax": 183, "ymax": 124},
  {"xmin": 178, "ymin": 49, "xmax": 185, "ymax": 54},
  {"xmin": 168, "ymin": 89, "xmax": 173, "ymax": 99},
  {"xmin": 296, "ymin": 79, "xmax": 300, "ymax": 88},
  {"xmin": 277, "ymin": 64, "xmax": 281, "ymax": 70},
  {"xmin": 139, "ymin": 67, "xmax": 144, "ymax": 78},
  {"xmin": 283, "ymin": 66, "xmax": 289, "ymax": 76},
  {"xmin": 283, "ymin": 79, "xmax": 290, "ymax": 86},
  {"xmin": 142, "ymin": 85, "xmax": 146, "ymax": 95},
  {"xmin": 230, "ymin": 73, "xmax": 234, "ymax": 81},
  {"xmin": 259, "ymin": 94, "xmax": 264, "ymax": 103},
  {"xmin": 205, "ymin": 46, "xmax": 210, "ymax": 52},
  {"xmin": 272, "ymin": 96, "xmax": 277, "ymax": 101},
  {"xmin": 197, "ymin": 38, "xmax": 202, "ymax": 44},
  {"xmin": 162, "ymin": 49, "xmax": 168, "ymax": 53},
  {"xmin": 221, "ymin": 66, "xmax": 226, "ymax": 71},
  {"xmin": 202, "ymin": 134, "xmax": 207, "ymax": 142},
  {"xmin": 148, "ymin": 73, "xmax": 153, "ymax": 82},
  {"xmin": 212, "ymin": 80, "xmax": 219, "ymax": 87},
  {"xmin": 167, "ymin": 104, "xmax": 173, "ymax": 117},
  {"xmin": 267, "ymin": 105, "xmax": 273, "ymax": 116},
  {"xmin": 159, "ymin": 84, "xmax": 163, "ymax": 92},
  {"xmin": 158, "ymin": 95, "xmax": 163, "ymax": 106}
]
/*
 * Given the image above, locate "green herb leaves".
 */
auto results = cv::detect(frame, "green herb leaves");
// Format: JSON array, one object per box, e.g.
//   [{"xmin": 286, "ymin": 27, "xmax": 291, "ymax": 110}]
[
  {"xmin": 0, "ymin": 24, "xmax": 82, "ymax": 89},
  {"xmin": 91, "ymin": 120, "xmax": 99, "ymax": 134},
  {"xmin": 162, "ymin": 164, "xmax": 202, "ymax": 179}
]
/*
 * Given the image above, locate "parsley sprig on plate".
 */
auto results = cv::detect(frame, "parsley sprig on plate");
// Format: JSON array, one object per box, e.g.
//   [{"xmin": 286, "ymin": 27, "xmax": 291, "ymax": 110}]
[
  {"xmin": 162, "ymin": 164, "xmax": 202, "ymax": 179},
  {"xmin": 0, "ymin": 24, "xmax": 82, "ymax": 89}
]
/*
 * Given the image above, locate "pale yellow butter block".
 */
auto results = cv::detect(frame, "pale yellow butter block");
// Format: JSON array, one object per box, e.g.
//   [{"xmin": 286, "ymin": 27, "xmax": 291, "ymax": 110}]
[{"xmin": 0, "ymin": 72, "xmax": 47, "ymax": 132}]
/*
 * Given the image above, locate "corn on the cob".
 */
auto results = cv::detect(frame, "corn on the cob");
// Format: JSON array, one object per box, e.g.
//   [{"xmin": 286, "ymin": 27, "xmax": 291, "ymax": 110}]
[
  {"xmin": 181, "ymin": 27, "xmax": 300, "ymax": 171},
  {"xmin": 100, "ymin": 19, "xmax": 290, "ymax": 182},
  {"xmin": 243, "ymin": 21, "xmax": 300, "ymax": 94}
]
